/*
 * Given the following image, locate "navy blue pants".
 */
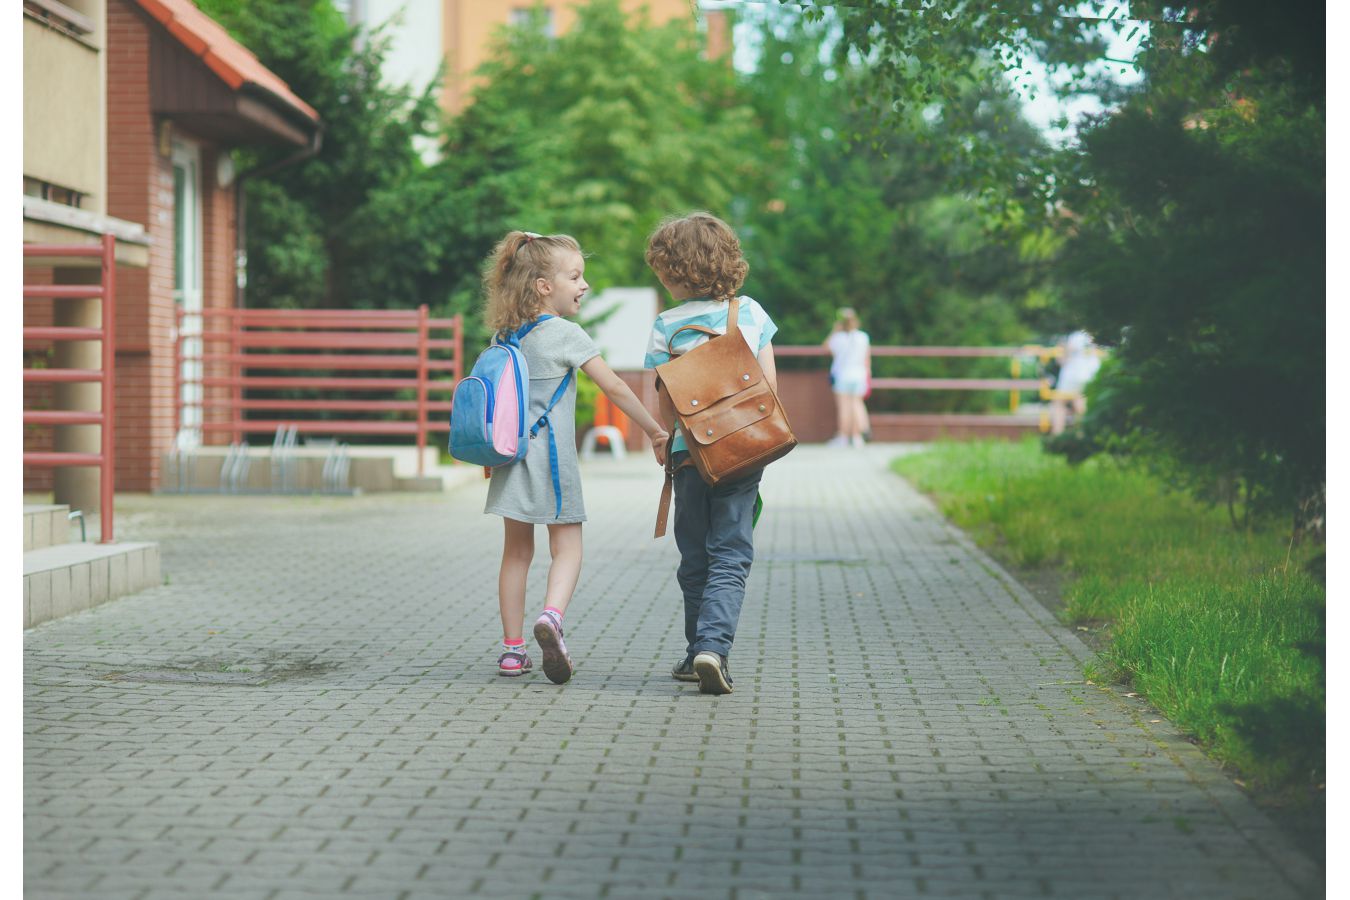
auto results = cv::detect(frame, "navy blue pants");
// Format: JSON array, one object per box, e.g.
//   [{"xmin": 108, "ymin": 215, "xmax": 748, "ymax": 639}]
[{"xmin": 671, "ymin": 452, "xmax": 762, "ymax": 660}]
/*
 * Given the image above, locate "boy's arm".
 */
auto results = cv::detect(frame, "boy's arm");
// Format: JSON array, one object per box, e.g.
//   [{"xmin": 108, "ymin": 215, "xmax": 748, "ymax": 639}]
[
  {"xmin": 757, "ymin": 342, "xmax": 779, "ymax": 394},
  {"xmin": 581, "ymin": 355, "xmax": 668, "ymax": 464}
]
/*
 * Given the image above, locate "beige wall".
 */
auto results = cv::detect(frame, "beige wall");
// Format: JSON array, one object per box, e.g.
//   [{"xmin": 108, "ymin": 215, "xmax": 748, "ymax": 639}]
[
  {"xmin": 441, "ymin": 0, "xmax": 694, "ymax": 114},
  {"xmin": 23, "ymin": 3, "xmax": 108, "ymax": 213}
]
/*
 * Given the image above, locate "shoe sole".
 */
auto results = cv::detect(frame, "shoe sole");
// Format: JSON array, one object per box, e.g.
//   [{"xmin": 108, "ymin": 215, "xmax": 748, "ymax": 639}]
[
  {"xmin": 692, "ymin": 654, "xmax": 732, "ymax": 695},
  {"xmin": 498, "ymin": 665, "xmax": 531, "ymax": 677},
  {"xmin": 533, "ymin": 620, "xmax": 573, "ymax": 685}
]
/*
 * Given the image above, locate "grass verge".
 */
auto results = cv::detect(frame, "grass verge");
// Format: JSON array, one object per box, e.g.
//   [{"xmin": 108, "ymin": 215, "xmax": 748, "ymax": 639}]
[{"xmin": 892, "ymin": 438, "xmax": 1325, "ymax": 794}]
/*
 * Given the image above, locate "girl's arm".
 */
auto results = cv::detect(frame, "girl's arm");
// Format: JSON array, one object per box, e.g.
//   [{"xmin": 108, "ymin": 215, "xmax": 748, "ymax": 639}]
[
  {"xmin": 581, "ymin": 355, "xmax": 669, "ymax": 464},
  {"xmin": 757, "ymin": 342, "xmax": 779, "ymax": 394}
]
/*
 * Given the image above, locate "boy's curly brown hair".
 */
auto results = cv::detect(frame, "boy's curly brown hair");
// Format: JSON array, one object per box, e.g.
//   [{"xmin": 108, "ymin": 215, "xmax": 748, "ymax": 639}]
[{"xmin": 644, "ymin": 212, "xmax": 748, "ymax": 302}]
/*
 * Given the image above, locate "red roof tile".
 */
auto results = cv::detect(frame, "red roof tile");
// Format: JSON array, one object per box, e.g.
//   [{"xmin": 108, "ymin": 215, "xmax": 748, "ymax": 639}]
[{"xmin": 133, "ymin": 0, "xmax": 320, "ymax": 124}]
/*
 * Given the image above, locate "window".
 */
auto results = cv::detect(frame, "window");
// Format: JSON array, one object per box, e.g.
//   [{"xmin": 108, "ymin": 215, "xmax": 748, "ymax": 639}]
[
  {"xmin": 23, "ymin": 0, "xmax": 95, "ymax": 38},
  {"xmin": 23, "ymin": 177, "xmax": 84, "ymax": 209},
  {"xmin": 509, "ymin": 6, "xmax": 555, "ymax": 38}
]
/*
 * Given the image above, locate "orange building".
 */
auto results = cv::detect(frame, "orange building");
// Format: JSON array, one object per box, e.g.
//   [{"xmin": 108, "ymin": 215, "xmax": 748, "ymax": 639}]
[{"xmin": 343, "ymin": 1, "xmax": 730, "ymax": 117}]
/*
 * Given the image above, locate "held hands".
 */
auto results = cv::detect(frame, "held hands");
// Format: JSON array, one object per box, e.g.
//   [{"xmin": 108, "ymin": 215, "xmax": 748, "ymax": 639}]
[{"xmin": 649, "ymin": 429, "xmax": 670, "ymax": 466}]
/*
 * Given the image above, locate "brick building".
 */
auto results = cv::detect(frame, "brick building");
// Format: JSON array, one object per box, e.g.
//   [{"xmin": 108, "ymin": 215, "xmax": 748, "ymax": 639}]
[{"xmin": 24, "ymin": 0, "xmax": 320, "ymax": 499}]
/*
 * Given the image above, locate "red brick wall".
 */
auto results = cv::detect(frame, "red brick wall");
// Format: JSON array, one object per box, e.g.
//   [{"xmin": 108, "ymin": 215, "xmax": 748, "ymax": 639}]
[
  {"xmin": 106, "ymin": 0, "xmax": 172, "ymax": 491},
  {"xmin": 105, "ymin": 0, "xmax": 242, "ymax": 489},
  {"xmin": 199, "ymin": 146, "xmax": 237, "ymax": 448}
]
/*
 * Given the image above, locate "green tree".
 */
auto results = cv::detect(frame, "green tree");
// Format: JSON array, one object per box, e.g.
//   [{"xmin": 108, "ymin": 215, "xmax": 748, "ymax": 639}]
[
  {"xmin": 438, "ymin": 0, "xmax": 763, "ymax": 324},
  {"xmin": 196, "ymin": 0, "xmax": 447, "ymax": 310},
  {"xmin": 737, "ymin": 9, "xmax": 1060, "ymax": 411},
  {"xmin": 792, "ymin": 0, "xmax": 1325, "ymax": 526},
  {"xmin": 1052, "ymin": 66, "xmax": 1324, "ymax": 530}
]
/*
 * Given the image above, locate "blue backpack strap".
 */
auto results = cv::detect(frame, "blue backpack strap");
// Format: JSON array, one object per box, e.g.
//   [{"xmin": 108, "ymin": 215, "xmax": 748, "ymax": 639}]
[
  {"xmin": 503, "ymin": 314, "xmax": 554, "ymax": 347},
  {"xmin": 529, "ymin": 368, "xmax": 574, "ymax": 519}
]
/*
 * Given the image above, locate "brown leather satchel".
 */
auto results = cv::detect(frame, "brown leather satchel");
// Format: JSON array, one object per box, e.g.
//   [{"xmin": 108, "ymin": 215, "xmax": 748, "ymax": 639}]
[{"xmin": 653, "ymin": 298, "xmax": 797, "ymax": 537}]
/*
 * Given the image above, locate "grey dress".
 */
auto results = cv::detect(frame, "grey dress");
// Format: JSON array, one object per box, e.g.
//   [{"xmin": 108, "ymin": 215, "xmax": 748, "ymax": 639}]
[{"xmin": 484, "ymin": 317, "xmax": 600, "ymax": 524}]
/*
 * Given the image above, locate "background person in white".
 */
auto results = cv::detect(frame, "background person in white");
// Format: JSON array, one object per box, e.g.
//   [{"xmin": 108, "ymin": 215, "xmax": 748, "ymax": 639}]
[
  {"xmin": 1049, "ymin": 330, "xmax": 1102, "ymax": 434},
  {"xmin": 824, "ymin": 307, "xmax": 872, "ymax": 447}
]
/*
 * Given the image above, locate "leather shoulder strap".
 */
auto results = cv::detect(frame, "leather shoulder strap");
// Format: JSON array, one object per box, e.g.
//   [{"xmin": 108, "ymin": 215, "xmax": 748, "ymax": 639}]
[
  {"xmin": 665, "ymin": 298, "xmax": 741, "ymax": 356},
  {"xmin": 666, "ymin": 323, "xmax": 720, "ymax": 356},
  {"xmin": 654, "ymin": 455, "xmax": 696, "ymax": 538}
]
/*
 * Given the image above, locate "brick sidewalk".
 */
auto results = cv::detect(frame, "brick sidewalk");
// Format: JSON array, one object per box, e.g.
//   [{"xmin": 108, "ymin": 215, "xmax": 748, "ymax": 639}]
[{"xmin": 24, "ymin": 446, "xmax": 1321, "ymax": 899}]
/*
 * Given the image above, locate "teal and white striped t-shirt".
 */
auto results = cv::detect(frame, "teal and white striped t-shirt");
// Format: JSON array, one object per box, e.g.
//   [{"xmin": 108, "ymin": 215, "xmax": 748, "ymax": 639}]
[{"xmin": 643, "ymin": 296, "xmax": 779, "ymax": 453}]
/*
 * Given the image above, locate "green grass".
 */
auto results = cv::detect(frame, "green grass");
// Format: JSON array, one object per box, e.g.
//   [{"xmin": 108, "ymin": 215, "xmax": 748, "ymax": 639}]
[{"xmin": 894, "ymin": 438, "xmax": 1325, "ymax": 789}]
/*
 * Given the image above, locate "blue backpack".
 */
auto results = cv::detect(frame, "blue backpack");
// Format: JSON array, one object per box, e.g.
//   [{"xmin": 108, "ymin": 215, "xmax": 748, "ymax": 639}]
[{"xmin": 448, "ymin": 316, "xmax": 573, "ymax": 517}]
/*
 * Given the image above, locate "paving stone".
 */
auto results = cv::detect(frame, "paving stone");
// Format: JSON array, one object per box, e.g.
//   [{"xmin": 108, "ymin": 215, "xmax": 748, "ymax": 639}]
[{"xmin": 23, "ymin": 447, "xmax": 1322, "ymax": 898}]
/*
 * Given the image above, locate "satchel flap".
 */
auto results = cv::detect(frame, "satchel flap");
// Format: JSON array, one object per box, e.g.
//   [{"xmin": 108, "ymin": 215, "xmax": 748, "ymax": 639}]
[
  {"xmin": 684, "ymin": 384, "xmax": 777, "ymax": 446},
  {"xmin": 655, "ymin": 332, "xmax": 764, "ymax": 413}
]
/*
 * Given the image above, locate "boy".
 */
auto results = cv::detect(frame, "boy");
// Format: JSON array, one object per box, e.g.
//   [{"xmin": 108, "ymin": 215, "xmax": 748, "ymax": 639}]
[{"xmin": 643, "ymin": 212, "xmax": 780, "ymax": 695}]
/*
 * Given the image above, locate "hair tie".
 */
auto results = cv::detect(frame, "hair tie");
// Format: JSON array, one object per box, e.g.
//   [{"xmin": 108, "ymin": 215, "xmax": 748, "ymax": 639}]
[{"xmin": 512, "ymin": 232, "xmax": 541, "ymax": 256}]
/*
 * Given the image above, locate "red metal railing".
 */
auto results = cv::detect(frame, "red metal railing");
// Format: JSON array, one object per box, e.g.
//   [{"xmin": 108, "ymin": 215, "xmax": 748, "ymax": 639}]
[
  {"xmin": 775, "ymin": 344, "xmax": 1059, "ymax": 437},
  {"xmin": 23, "ymin": 234, "xmax": 118, "ymax": 542},
  {"xmin": 777, "ymin": 344, "xmax": 1050, "ymax": 408},
  {"xmin": 175, "ymin": 306, "xmax": 463, "ymax": 475}
]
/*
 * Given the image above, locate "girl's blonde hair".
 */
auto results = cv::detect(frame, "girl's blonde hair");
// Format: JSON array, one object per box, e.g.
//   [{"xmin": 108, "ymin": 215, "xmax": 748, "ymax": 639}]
[
  {"xmin": 837, "ymin": 307, "xmax": 860, "ymax": 330},
  {"xmin": 483, "ymin": 231, "xmax": 583, "ymax": 335},
  {"xmin": 644, "ymin": 212, "xmax": 748, "ymax": 302}
]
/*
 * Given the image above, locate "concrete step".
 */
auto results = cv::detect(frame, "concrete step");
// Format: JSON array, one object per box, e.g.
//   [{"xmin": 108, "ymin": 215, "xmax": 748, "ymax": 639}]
[
  {"xmin": 24, "ymin": 504, "xmax": 70, "ymax": 551},
  {"xmin": 159, "ymin": 448, "xmax": 444, "ymax": 494},
  {"xmin": 24, "ymin": 541, "xmax": 161, "ymax": 629}
]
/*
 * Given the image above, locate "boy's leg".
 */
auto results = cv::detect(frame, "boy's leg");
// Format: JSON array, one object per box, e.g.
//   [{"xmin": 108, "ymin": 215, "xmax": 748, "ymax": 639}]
[
  {"xmin": 689, "ymin": 469, "xmax": 763, "ymax": 658},
  {"xmin": 499, "ymin": 518, "xmax": 535, "ymax": 640},
  {"xmin": 672, "ymin": 461, "xmax": 712, "ymax": 659}
]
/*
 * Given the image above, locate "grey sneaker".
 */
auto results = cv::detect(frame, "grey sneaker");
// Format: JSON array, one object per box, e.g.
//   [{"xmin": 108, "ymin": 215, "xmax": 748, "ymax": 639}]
[
  {"xmin": 692, "ymin": 651, "xmax": 732, "ymax": 695},
  {"xmin": 532, "ymin": 612, "xmax": 573, "ymax": 685},
  {"xmin": 671, "ymin": 657, "xmax": 698, "ymax": 682}
]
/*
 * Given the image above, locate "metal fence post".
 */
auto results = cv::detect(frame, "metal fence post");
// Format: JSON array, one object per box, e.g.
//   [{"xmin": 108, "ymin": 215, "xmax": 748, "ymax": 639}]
[
  {"xmin": 416, "ymin": 304, "xmax": 429, "ymax": 477},
  {"xmin": 99, "ymin": 233, "xmax": 116, "ymax": 542}
]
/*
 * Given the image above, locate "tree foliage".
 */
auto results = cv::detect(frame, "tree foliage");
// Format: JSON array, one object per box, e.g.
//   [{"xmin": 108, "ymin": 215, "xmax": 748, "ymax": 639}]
[
  {"xmin": 792, "ymin": 0, "xmax": 1325, "ymax": 526},
  {"xmin": 439, "ymin": 0, "xmax": 763, "ymax": 317},
  {"xmin": 736, "ymin": 9, "xmax": 1063, "ymax": 411},
  {"xmin": 196, "ymin": 0, "xmax": 448, "ymax": 310}
]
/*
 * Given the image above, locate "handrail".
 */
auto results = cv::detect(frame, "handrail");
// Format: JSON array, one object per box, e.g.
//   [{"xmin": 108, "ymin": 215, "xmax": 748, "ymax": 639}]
[
  {"xmin": 777, "ymin": 343, "xmax": 1058, "ymax": 416},
  {"xmin": 778, "ymin": 342, "xmax": 1098, "ymax": 429},
  {"xmin": 175, "ymin": 305, "xmax": 462, "ymax": 476},
  {"xmin": 22, "ymin": 234, "xmax": 117, "ymax": 542}
]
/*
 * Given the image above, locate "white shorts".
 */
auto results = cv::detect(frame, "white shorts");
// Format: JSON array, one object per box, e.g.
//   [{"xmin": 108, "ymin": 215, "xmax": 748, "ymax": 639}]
[{"xmin": 832, "ymin": 373, "xmax": 867, "ymax": 397}]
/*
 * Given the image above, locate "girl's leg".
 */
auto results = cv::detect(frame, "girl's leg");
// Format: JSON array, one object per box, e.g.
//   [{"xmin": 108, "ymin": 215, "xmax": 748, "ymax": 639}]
[
  {"xmin": 843, "ymin": 391, "xmax": 860, "ymax": 439},
  {"xmin": 534, "ymin": 523, "xmax": 582, "ymax": 684},
  {"xmin": 499, "ymin": 518, "xmax": 535, "ymax": 640},
  {"xmin": 542, "ymin": 523, "xmax": 583, "ymax": 615},
  {"xmin": 834, "ymin": 392, "xmax": 849, "ymax": 439},
  {"xmin": 850, "ymin": 395, "xmax": 868, "ymax": 439}
]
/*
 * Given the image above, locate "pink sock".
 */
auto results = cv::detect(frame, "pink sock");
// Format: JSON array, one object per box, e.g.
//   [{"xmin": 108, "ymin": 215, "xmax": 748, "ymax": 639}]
[{"xmin": 542, "ymin": 606, "xmax": 564, "ymax": 626}]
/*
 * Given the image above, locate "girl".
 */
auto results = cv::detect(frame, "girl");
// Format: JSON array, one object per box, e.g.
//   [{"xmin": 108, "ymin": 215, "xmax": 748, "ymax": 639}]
[
  {"xmin": 481, "ymin": 231, "xmax": 669, "ymax": 683},
  {"xmin": 824, "ymin": 307, "xmax": 872, "ymax": 448}
]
